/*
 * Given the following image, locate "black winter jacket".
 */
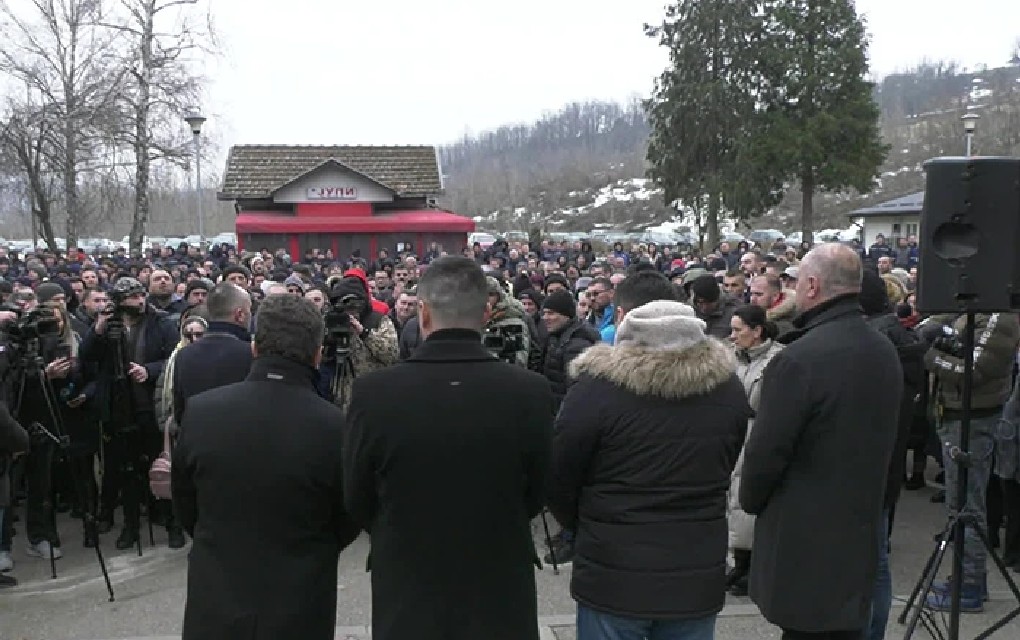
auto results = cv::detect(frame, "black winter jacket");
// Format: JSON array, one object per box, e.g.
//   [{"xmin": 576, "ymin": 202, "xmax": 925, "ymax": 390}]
[
  {"xmin": 541, "ymin": 319, "xmax": 599, "ymax": 411},
  {"xmin": 548, "ymin": 338, "xmax": 750, "ymax": 619},
  {"xmin": 866, "ymin": 313, "xmax": 926, "ymax": 509}
]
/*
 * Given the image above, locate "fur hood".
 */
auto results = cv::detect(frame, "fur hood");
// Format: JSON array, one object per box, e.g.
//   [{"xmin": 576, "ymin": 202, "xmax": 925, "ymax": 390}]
[
  {"xmin": 569, "ymin": 338, "xmax": 737, "ymax": 400},
  {"xmin": 767, "ymin": 289, "xmax": 797, "ymax": 323}
]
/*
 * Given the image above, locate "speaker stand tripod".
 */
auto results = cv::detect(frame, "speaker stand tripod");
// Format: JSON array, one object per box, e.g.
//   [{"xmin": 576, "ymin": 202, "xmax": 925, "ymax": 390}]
[{"xmin": 899, "ymin": 311, "xmax": 1020, "ymax": 639}]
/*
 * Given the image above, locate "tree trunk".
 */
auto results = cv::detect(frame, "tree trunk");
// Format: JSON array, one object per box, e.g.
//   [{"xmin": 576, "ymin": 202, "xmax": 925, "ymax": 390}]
[
  {"xmin": 707, "ymin": 191, "xmax": 720, "ymax": 251},
  {"xmin": 131, "ymin": 7, "xmax": 154, "ymax": 257},
  {"xmin": 801, "ymin": 170, "xmax": 815, "ymax": 246},
  {"xmin": 64, "ymin": 126, "xmax": 78, "ymax": 252}
]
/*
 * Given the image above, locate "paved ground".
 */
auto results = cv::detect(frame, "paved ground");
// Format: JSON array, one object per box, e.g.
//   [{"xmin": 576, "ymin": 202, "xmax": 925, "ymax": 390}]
[{"xmin": 3, "ymin": 475, "xmax": 1020, "ymax": 640}]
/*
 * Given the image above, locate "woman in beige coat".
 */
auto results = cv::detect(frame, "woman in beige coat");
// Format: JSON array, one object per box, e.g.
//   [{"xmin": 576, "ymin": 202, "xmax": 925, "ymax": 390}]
[{"xmin": 727, "ymin": 304, "xmax": 784, "ymax": 596}]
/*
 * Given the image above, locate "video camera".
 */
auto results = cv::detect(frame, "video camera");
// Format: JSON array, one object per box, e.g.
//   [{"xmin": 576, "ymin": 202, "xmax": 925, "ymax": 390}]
[
  {"xmin": 323, "ymin": 293, "xmax": 361, "ymax": 356},
  {"xmin": 0, "ymin": 303, "xmax": 60, "ymax": 345},
  {"xmin": 483, "ymin": 324, "xmax": 525, "ymax": 362},
  {"xmin": 932, "ymin": 325, "xmax": 966, "ymax": 359}
]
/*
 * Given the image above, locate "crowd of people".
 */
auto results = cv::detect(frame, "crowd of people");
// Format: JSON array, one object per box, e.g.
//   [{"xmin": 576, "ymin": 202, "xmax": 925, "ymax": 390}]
[{"xmin": 0, "ymin": 230, "xmax": 1017, "ymax": 640}]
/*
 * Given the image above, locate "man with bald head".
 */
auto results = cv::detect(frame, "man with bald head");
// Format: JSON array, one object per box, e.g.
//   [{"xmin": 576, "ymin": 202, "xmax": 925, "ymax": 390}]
[{"xmin": 739, "ymin": 244, "xmax": 902, "ymax": 640}]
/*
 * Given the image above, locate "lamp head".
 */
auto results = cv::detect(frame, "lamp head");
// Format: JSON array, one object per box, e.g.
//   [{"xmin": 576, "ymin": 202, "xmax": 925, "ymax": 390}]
[
  {"xmin": 184, "ymin": 112, "xmax": 206, "ymax": 135},
  {"xmin": 962, "ymin": 112, "xmax": 980, "ymax": 135}
]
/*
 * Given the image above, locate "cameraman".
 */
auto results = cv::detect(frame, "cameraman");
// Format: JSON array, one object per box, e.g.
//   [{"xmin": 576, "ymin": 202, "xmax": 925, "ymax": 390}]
[
  {"xmin": 319, "ymin": 276, "xmax": 398, "ymax": 414},
  {"xmin": 924, "ymin": 311, "xmax": 1020, "ymax": 611},
  {"xmin": 80, "ymin": 277, "xmax": 180, "ymax": 550},
  {"xmin": 0, "ymin": 309, "xmax": 29, "ymax": 586},
  {"xmin": 484, "ymin": 276, "xmax": 532, "ymax": 367}
]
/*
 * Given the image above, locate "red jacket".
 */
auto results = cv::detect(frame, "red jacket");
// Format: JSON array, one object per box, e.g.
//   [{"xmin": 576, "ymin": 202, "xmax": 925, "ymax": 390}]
[{"xmin": 343, "ymin": 268, "xmax": 390, "ymax": 315}]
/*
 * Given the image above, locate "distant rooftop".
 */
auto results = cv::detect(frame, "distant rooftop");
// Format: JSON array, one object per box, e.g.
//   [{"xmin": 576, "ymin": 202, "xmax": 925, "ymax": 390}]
[{"xmin": 850, "ymin": 191, "xmax": 924, "ymax": 218}]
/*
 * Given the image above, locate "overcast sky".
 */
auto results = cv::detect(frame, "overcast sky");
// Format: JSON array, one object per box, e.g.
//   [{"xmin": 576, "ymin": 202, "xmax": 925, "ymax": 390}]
[{"xmin": 204, "ymin": 0, "xmax": 1019, "ymax": 150}]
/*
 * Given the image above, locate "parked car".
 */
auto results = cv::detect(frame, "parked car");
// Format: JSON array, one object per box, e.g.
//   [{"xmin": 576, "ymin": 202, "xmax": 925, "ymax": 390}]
[
  {"xmin": 468, "ymin": 232, "xmax": 496, "ymax": 248},
  {"xmin": 748, "ymin": 229, "xmax": 785, "ymax": 246}
]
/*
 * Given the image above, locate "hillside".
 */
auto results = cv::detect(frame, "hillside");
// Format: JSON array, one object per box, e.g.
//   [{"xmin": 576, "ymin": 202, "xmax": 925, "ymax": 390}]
[{"xmin": 438, "ymin": 61, "xmax": 1020, "ymax": 239}]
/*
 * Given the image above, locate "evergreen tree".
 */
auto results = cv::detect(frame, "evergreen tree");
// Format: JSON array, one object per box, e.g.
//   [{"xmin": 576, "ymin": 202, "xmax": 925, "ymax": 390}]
[
  {"xmin": 753, "ymin": 0, "xmax": 888, "ymax": 244},
  {"xmin": 645, "ymin": 0, "xmax": 781, "ymax": 250}
]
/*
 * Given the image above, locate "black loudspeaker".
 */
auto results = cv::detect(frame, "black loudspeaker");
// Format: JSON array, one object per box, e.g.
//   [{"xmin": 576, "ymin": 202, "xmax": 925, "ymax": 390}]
[{"xmin": 916, "ymin": 156, "xmax": 1020, "ymax": 314}]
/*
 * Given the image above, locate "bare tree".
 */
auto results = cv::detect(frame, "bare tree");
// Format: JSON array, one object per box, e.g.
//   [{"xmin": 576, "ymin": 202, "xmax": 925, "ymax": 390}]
[
  {"xmin": 0, "ymin": 0, "xmax": 127, "ymax": 250},
  {"xmin": 0, "ymin": 95, "xmax": 60, "ymax": 248},
  {"xmin": 105, "ymin": 0, "xmax": 211, "ymax": 254}
]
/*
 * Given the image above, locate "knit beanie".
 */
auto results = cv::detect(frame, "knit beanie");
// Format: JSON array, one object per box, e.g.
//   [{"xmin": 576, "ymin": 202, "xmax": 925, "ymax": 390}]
[
  {"xmin": 221, "ymin": 265, "xmax": 252, "ymax": 282},
  {"xmin": 544, "ymin": 273, "xmax": 569, "ymax": 292},
  {"xmin": 518, "ymin": 289, "xmax": 545, "ymax": 308},
  {"xmin": 859, "ymin": 269, "xmax": 890, "ymax": 315},
  {"xmin": 184, "ymin": 279, "xmax": 210, "ymax": 298},
  {"xmin": 36, "ymin": 282, "xmax": 66, "ymax": 304},
  {"xmin": 689, "ymin": 275, "xmax": 721, "ymax": 303},
  {"xmin": 284, "ymin": 273, "xmax": 306, "ymax": 291},
  {"xmin": 542, "ymin": 289, "xmax": 576, "ymax": 319},
  {"xmin": 615, "ymin": 300, "xmax": 708, "ymax": 350}
]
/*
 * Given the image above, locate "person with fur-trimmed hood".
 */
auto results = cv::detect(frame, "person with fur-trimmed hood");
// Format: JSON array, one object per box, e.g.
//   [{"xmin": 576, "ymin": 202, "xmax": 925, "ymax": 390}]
[
  {"xmin": 547, "ymin": 271, "xmax": 750, "ymax": 638},
  {"xmin": 484, "ymin": 276, "xmax": 531, "ymax": 367}
]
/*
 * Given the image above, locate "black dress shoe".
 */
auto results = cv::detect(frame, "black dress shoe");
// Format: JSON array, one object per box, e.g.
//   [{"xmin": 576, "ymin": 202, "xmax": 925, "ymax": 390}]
[
  {"xmin": 115, "ymin": 528, "xmax": 139, "ymax": 550},
  {"xmin": 904, "ymin": 475, "xmax": 927, "ymax": 490},
  {"xmin": 167, "ymin": 527, "xmax": 187, "ymax": 550}
]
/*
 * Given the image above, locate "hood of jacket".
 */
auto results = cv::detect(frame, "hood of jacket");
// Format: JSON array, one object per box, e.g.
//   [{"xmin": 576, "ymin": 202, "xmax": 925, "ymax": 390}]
[
  {"xmin": 490, "ymin": 285, "xmax": 526, "ymax": 322},
  {"xmin": 342, "ymin": 268, "xmax": 390, "ymax": 315},
  {"xmin": 766, "ymin": 290, "xmax": 797, "ymax": 323},
  {"xmin": 569, "ymin": 338, "xmax": 736, "ymax": 400}
]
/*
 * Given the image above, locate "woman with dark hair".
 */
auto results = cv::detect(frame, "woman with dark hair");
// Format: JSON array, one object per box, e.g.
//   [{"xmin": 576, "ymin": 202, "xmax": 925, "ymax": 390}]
[{"xmin": 726, "ymin": 304, "xmax": 783, "ymax": 596}]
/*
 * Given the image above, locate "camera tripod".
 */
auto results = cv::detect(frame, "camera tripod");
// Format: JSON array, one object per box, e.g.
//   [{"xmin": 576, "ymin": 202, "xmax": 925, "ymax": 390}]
[
  {"xmin": 7, "ymin": 340, "xmax": 115, "ymax": 601},
  {"xmin": 106, "ymin": 318, "xmax": 156, "ymax": 557},
  {"xmin": 899, "ymin": 311, "xmax": 1020, "ymax": 639},
  {"xmin": 329, "ymin": 347, "xmax": 356, "ymax": 410}
]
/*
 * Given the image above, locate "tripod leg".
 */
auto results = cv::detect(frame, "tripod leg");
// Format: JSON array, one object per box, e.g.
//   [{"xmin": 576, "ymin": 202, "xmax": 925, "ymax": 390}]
[
  {"xmin": 971, "ymin": 520, "xmax": 1020, "ymax": 640},
  {"xmin": 900, "ymin": 527, "xmax": 952, "ymax": 638},
  {"xmin": 540, "ymin": 510, "xmax": 559, "ymax": 575},
  {"xmin": 71, "ymin": 451, "xmax": 116, "ymax": 601}
]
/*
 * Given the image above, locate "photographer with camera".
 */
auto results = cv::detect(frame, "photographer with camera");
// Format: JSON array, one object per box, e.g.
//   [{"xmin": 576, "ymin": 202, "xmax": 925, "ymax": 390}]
[
  {"xmin": 80, "ymin": 276, "xmax": 180, "ymax": 550},
  {"xmin": 483, "ymin": 276, "xmax": 532, "ymax": 367},
  {"xmin": 922, "ymin": 311, "xmax": 1020, "ymax": 610},
  {"xmin": 319, "ymin": 276, "xmax": 398, "ymax": 414}
]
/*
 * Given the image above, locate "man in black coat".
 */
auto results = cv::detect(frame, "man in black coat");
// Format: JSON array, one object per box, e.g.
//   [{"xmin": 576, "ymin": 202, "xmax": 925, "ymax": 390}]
[
  {"xmin": 344, "ymin": 256, "xmax": 553, "ymax": 640},
  {"xmin": 539, "ymin": 289, "xmax": 600, "ymax": 412},
  {"xmin": 172, "ymin": 294, "xmax": 361, "ymax": 640},
  {"xmin": 547, "ymin": 271, "xmax": 749, "ymax": 637},
  {"xmin": 172, "ymin": 282, "xmax": 254, "ymax": 423},
  {"xmin": 80, "ymin": 276, "xmax": 180, "ymax": 549},
  {"xmin": 740, "ymin": 244, "xmax": 903, "ymax": 639}
]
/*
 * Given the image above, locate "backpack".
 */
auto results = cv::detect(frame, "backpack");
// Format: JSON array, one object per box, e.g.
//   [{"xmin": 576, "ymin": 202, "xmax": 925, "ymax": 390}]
[{"xmin": 148, "ymin": 418, "xmax": 173, "ymax": 499}]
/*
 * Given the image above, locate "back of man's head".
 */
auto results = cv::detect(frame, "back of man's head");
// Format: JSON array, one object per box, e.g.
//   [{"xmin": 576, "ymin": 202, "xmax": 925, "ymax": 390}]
[
  {"xmin": 797, "ymin": 243, "xmax": 863, "ymax": 312},
  {"xmin": 417, "ymin": 256, "xmax": 488, "ymax": 334},
  {"xmin": 615, "ymin": 271, "xmax": 677, "ymax": 315},
  {"xmin": 205, "ymin": 282, "xmax": 251, "ymax": 325},
  {"xmin": 254, "ymin": 294, "xmax": 323, "ymax": 367}
]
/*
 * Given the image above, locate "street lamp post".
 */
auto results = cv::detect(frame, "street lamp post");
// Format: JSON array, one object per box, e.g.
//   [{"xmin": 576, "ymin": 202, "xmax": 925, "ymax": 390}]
[
  {"xmin": 184, "ymin": 111, "xmax": 207, "ymax": 244},
  {"xmin": 962, "ymin": 112, "xmax": 980, "ymax": 157}
]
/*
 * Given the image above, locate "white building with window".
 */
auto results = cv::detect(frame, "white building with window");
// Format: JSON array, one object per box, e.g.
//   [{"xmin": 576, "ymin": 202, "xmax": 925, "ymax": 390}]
[{"xmin": 849, "ymin": 191, "xmax": 923, "ymax": 247}]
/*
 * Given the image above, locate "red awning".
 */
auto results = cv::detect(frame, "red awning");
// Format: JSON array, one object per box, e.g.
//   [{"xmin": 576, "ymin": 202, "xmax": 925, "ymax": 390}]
[{"xmin": 235, "ymin": 210, "xmax": 475, "ymax": 234}]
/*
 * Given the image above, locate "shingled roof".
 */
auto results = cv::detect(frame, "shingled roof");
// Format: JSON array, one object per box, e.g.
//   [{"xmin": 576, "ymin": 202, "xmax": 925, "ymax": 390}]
[{"xmin": 219, "ymin": 145, "xmax": 443, "ymax": 200}]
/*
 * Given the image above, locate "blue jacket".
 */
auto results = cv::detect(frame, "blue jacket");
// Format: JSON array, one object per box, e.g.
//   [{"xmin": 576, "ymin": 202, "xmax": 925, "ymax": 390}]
[{"xmin": 596, "ymin": 305, "xmax": 616, "ymax": 344}]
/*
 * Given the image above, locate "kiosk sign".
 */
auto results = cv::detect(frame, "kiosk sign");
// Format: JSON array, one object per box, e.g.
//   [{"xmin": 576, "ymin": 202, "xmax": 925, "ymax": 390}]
[{"xmin": 307, "ymin": 186, "xmax": 359, "ymax": 200}]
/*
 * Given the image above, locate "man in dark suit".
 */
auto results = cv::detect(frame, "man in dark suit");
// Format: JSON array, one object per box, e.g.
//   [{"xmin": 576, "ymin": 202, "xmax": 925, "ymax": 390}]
[
  {"xmin": 172, "ymin": 282, "xmax": 253, "ymax": 423},
  {"xmin": 172, "ymin": 294, "xmax": 361, "ymax": 640},
  {"xmin": 344, "ymin": 256, "xmax": 553, "ymax": 640},
  {"xmin": 739, "ymin": 243, "xmax": 903, "ymax": 640}
]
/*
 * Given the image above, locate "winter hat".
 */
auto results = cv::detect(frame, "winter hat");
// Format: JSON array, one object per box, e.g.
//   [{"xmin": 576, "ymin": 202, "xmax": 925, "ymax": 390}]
[
  {"xmin": 689, "ymin": 275, "xmax": 721, "ymax": 303},
  {"xmin": 859, "ymin": 269, "xmax": 890, "ymax": 315},
  {"xmin": 330, "ymin": 277, "xmax": 367, "ymax": 302},
  {"xmin": 184, "ymin": 279, "xmax": 210, "ymax": 298},
  {"xmin": 542, "ymin": 289, "xmax": 576, "ymax": 319},
  {"xmin": 889, "ymin": 268, "xmax": 911, "ymax": 292},
  {"xmin": 680, "ymin": 268, "xmax": 709, "ymax": 287},
  {"xmin": 615, "ymin": 300, "xmax": 707, "ymax": 350},
  {"xmin": 709, "ymin": 257, "xmax": 728, "ymax": 272},
  {"xmin": 518, "ymin": 289, "xmax": 545, "ymax": 308},
  {"xmin": 543, "ymin": 273, "xmax": 569, "ymax": 292},
  {"xmin": 284, "ymin": 273, "xmax": 306, "ymax": 291},
  {"xmin": 881, "ymin": 273, "xmax": 907, "ymax": 306},
  {"xmin": 221, "ymin": 265, "xmax": 252, "ymax": 282},
  {"xmin": 36, "ymin": 282, "xmax": 65, "ymax": 304},
  {"xmin": 574, "ymin": 276, "xmax": 593, "ymax": 293}
]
